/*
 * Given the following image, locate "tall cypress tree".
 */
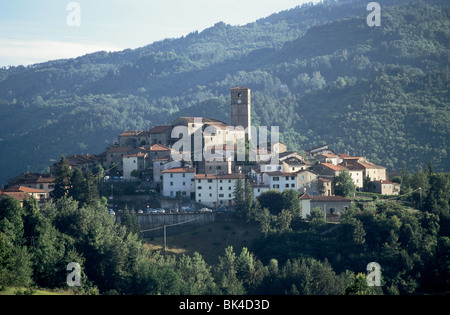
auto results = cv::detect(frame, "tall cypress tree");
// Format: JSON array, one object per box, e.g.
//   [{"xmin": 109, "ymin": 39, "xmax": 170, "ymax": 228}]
[{"xmin": 50, "ymin": 156, "xmax": 72, "ymax": 201}]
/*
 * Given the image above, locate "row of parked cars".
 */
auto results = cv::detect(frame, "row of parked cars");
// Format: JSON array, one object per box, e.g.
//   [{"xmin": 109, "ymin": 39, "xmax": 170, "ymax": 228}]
[{"xmin": 109, "ymin": 207, "xmax": 214, "ymax": 215}]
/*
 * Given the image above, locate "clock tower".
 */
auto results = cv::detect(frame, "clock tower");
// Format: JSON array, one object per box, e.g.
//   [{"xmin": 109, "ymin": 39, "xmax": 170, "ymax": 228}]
[{"xmin": 231, "ymin": 86, "xmax": 251, "ymax": 140}]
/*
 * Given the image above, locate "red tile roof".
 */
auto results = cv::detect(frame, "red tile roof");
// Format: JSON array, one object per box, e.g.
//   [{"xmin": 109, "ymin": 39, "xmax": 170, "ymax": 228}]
[
  {"xmin": 148, "ymin": 125, "xmax": 172, "ymax": 134},
  {"xmin": 119, "ymin": 131, "xmax": 143, "ymax": 137},
  {"xmin": 321, "ymin": 163, "xmax": 347, "ymax": 171},
  {"xmin": 149, "ymin": 144, "xmax": 172, "ymax": 151},
  {"xmin": 162, "ymin": 168, "xmax": 195, "ymax": 174},
  {"xmin": 4, "ymin": 186, "xmax": 47, "ymax": 193}
]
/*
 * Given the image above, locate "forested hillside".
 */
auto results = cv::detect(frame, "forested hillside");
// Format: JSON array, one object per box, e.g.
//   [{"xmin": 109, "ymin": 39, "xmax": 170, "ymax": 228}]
[{"xmin": 0, "ymin": 0, "xmax": 448, "ymax": 185}]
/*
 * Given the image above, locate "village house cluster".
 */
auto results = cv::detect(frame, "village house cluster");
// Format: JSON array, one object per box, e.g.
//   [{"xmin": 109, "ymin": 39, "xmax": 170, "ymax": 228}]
[{"xmin": 1, "ymin": 87, "xmax": 400, "ymax": 217}]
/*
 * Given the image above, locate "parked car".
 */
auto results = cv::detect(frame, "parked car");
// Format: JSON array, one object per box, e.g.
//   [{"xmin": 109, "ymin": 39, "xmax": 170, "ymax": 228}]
[
  {"xmin": 199, "ymin": 207, "xmax": 212, "ymax": 212},
  {"xmin": 144, "ymin": 208, "xmax": 153, "ymax": 214},
  {"xmin": 137, "ymin": 209, "xmax": 144, "ymax": 214},
  {"xmin": 156, "ymin": 208, "xmax": 165, "ymax": 213}
]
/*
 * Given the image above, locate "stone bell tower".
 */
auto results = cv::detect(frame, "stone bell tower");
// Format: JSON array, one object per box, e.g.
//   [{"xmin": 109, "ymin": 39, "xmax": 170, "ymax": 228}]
[{"xmin": 230, "ymin": 86, "xmax": 251, "ymax": 140}]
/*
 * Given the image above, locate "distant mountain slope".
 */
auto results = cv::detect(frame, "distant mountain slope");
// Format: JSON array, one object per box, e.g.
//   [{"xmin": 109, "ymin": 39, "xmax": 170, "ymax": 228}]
[{"xmin": 0, "ymin": 0, "xmax": 448, "ymax": 185}]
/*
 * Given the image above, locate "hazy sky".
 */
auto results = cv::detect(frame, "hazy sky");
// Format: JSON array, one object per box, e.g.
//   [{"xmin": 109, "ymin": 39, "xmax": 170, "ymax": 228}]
[{"xmin": 0, "ymin": 0, "xmax": 320, "ymax": 67}]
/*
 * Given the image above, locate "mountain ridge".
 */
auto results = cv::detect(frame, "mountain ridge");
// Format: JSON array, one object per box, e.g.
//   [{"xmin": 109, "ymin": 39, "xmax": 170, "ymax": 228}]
[{"xmin": 0, "ymin": 0, "xmax": 448, "ymax": 185}]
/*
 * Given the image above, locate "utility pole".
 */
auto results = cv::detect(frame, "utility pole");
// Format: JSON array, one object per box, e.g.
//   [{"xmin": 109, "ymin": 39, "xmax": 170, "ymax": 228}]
[{"xmin": 163, "ymin": 225, "xmax": 167, "ymax": 252}]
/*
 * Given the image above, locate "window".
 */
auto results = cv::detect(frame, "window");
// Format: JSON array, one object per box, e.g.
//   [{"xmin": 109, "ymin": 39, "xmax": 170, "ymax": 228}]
[
  {"xmin": 285, "ymin": 184, "xmax": 289, "ymax": 188},
  {"xmin": 208, "ymin": 179, "xmax": 212, "ymax": 183},
  {"xmin": 209, "ymin": 193, "xmax": 212, "ymax": 197},
  {"xmin": 273, "ymin": 177, "xmax": 279, "ymax": 181},
  {"xmin": 209, "ymin": 186, "xmax": 212, "ymax": 190},
  {"xmin": 198, "ymin": 186, "xmax": 202, "ymax": 190},
  {"xmin": 183, "ymin": 182, "xmax": 186, "ymax": 186},
  {"xmin": 170, "ymin": 182, "xmax": 173, "ymax": 186},
  {"xmin": 182, "ymin": 173, "xmax": 185, "ymax": 178},
  {"xmin": 219, "ymin": 194, "xmax": 224, "ymax": 198},
  {"xmin": 291, "ymin": 184, "xmax": 295, "ymax": 187},
  {"xmin": 220, "ymin": 187, "xmax": 223, "ymax": 190},
  {"xmin": 170, "ymin": 174, "xmax": 173, "ymax": 178}
]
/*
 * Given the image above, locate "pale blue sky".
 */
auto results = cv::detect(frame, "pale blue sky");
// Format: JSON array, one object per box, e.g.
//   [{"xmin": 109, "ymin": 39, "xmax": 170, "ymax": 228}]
[{"xmin": 0, "ymin": 0, "xmax": 319, "ymax": 67}]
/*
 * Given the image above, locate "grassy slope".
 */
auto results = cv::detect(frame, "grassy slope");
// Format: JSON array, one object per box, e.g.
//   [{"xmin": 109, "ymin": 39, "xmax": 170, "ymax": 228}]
[{"xmin": 144, "ymin": 217, "xmax": 263, "ymax": 265}]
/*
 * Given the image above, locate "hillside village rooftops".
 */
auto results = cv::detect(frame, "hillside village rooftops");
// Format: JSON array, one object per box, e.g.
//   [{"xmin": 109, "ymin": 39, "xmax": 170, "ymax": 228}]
[
  {"xmin": 306, "ymin": 144, "xmax": 329, "ymax": 153},
  {"xmin": 148, "ymin": 125, "xmax": 172, "ymax": 134},
  {"xmin": 162, "ymin": 167, "xmax": 195, "ymax": 174},
  {"xmin": 8, "ymin": 173, "xmax": 55, "ymax": 186},
  {"xmin": 320, "ymin": 163, "xmax": 348, "ymax": 171},
  {"xmin": 149, "ymin": 144, "xmax": 172, "ymax": 151},
  {"xmin": 319, "ymin": 153, "xmax": 339, "ymax": 158},
  {"xmin": 0, "ymin": 191, "xmax": 30, "ymax": 201},
  {"xmin": 119, "ymin": 130, "xmax": 143, "ymax": 137},
  {"xmin": 343, "ymin": 161, "xmax": 386, "ymax": 170},
  {"xmin": 4, "ymin": 186, "xmax": 47, "ymax": 193}
]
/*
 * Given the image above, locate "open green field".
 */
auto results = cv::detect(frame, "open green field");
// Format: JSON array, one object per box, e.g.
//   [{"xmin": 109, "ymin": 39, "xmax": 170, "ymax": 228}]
[
  {"xmin": 144, "ymin": 218, "xmax": 263, "ymax": 265},
  {"xmin": 0, "ymin": 287, "xmax": 74, "ymax": 295}
]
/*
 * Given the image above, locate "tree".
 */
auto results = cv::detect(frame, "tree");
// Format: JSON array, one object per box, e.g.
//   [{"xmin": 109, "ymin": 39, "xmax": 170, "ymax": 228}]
[
  {"xmin": 84, "ymin": 171, "xmax": 99, "ymax": 206},
  {"xmin": 177, "ymin": 252, "xmax": 218, "ymax": 295},
  {"xmin": 309, "ymin": 207, "xmax": 326, "ymax": 226},
  {"xmin": 275, "ymin": 209, "xmax": 293, "ymax": 233},
  {"xmin": 51, "ymin": 156, "xmax": 72, "ymax": 200},
  {"xmin": 257, "ymin": 190, "xmax": 284, "ymax": 215},
  {"xmin": 282, "ymin": 189, "xmax": 301, "ymax": 218},
  {"xmin": 345, "ymin": 273, "xmax": 377, "ymax": 295},
  {"xmin": 333, "ymin": 170, "xmax": 356, "ymax": 197},
  {"xmin": 69, "ymin": 168, "xmax": 86, "ymax": 203},
  {"xmin": 363, "ymin": 175, "xmax": 372, "ymax": 192},
  {"xmin": 216, "ymin": 246, "xmax": 246, "ymax": 295}
]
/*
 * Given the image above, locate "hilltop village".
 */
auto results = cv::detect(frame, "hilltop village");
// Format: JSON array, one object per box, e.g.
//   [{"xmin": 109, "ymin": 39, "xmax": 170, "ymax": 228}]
[{"xmin": 1, "ymin": 87, "xmax": 400, "ymax": 218}]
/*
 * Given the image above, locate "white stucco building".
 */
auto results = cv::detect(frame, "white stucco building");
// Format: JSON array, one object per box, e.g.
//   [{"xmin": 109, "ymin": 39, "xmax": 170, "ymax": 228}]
[
  {"xmin": 195, "ymin": 173, "xmax": 244, "ymax": 208},
  {"xmin": 161, "ymin": 167, "xmax": 196, "ymax": 198}
]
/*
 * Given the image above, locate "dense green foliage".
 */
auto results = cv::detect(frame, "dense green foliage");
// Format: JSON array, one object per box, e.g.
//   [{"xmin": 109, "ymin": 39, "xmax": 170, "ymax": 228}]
[
  {"xmin": 0, "ymin": 0, "xmax": 448, "ymax": 186},
  {"xmin": 0, "ymin": 153, "xmax": 449, "ymax": 294},
  {"xmin": 251, "ymin": 167, "xmax": 450, "ymax": 295}
]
